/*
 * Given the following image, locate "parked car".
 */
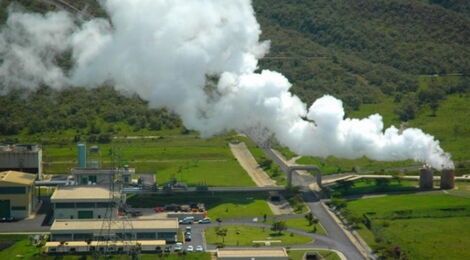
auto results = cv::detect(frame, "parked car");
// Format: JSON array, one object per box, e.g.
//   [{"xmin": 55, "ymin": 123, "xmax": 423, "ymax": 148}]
[
  {"xmin": 155, "ymin": 246, "xmax": 162, "ymax": 253},
  {"xmin": 185, "ymin": 234, "xmax": 192, "ymax": 241},
  {"xmin": 164, "ymin": 246, "xmax": 171, "ymax": 253},
  {"xmin": 0, "ymin": 217, "xmax": 16, "ymax": 222},
  {"xmin": 174, "ymin": 243, "xmax": 183, "ymax": 251},
  {"xmin": 185, "ymin": 226, "xmax": 192, "ymax": 232},
  {"xmin": 187, "ymin": 245, "xmax": 194, "ymax": 252},
  {"xmin": 196, "ymin": 245, "xmax": 204, "ymax": 252},
  {"xmin": 179, "ymin": 216, "xmax": 195, "ymax": 224},
  {"xmin": 153, "ymin": 206, "xmax": 165, "ymax": 213},
  {"xmin": 185, "ymin": 231, "xmax": 191, "ymax": 236},
  {"xmin": 198, "ymin": 217, "xmax": 211, "ymax": 224}
]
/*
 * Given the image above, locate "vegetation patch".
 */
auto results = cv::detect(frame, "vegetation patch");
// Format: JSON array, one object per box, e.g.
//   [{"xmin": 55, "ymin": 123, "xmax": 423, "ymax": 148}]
[
  {"xmin": 205, "ymin": 225, "xmax": 312, "ymax": 246},
  {"xmin": 341, "ymin": 193, "xmax": 470, "ymax": 259}
]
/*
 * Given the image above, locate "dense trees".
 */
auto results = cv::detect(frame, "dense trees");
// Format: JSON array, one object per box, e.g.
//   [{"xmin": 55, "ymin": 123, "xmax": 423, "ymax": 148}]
[{"xmin": 0, "ymin": 86, "xmax": 182, "ymax": 137}]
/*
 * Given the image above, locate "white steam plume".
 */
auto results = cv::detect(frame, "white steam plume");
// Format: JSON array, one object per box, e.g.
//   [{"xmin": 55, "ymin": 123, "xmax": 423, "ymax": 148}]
[{"xmin": 0, "ymin": 0, "xmax": 454, "ymax": 169}]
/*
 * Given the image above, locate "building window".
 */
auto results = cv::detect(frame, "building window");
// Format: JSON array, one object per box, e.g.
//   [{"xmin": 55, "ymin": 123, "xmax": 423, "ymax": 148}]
[
  {"xmin": 116, "ymin": 233, "xmax": 133, "ymax": 239},
  {"xmin": 0, "ymin": 187, "xmax": 26, "ymax": 194},
  {"xmin": 12, "ymin": 206, "xmax": 26, "ymax": 210},
  {"xmin": 96, "ymin": 202, "xmax": 113, "ymax": 208},
  {"xmin": 74, "ymin": 233, "xmax": 93, "ymax": 240},
  {"xmin": 136, "ymin": 232, "xmax": 156, "ymax": 239},
  {"xmin": 158, "ymin": 232, "xmax": 176, "ymax": 240},
  {"xmin": 52, "ymin": 234, "xmax": 72, "ymax": 241},
  {"xmin": 55, "ymin": 203, "xmax": 75, "ymax": 209},
  {"xmin": 76, "ymin": 202, "xmax": 95, "ymax": 208}
]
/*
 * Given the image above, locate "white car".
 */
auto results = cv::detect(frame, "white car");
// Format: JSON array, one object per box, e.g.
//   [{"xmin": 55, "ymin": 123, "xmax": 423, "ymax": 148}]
[
  {"xmin": 196, "ymin": 245, "xmax": 204, "ymax": 252},
  {"xmin": 187, "ymin": 245, "xmax": 194, "ymax": 252},
  {"xmin": 174, "ymin": 242, "xmax": 183, "ymax": 251},
  {"xmin": 198, "ymin": 217, "xmax": 211, "ymax": 224}
]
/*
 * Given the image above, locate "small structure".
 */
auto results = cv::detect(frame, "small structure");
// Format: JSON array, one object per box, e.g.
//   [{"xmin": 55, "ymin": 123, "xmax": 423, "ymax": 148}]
[
  {"xmin": 0, "ymin": 171, "xmax": 37, "ymax": 219},
  {"xmin": 0, "ymin": 144, "xmax": 42, "ymax": 179},
  {"xmin": 419, "ymin": 166, "xmax": 433, "ymax": 190},
  {"xmin": 51, "ymin": 185, "xmax": 120, "ymax": 220},
  {"xmin": 440, "ymin": 169, "xmax": 455, "ymax": 190},
  {"xmin": 49, "ymin": 218, "xmax": 178, "ymax": 243},
  {"xmin": 72, "ymin": 167, "xmax": 134, "ymax": 185},
  {"xmin": 77, "ymin": 143, "xmax": 87, "ymax": 168},
  {"xmin": 216, "ymin": 248, "xmax": 289, "ymax": 260}
]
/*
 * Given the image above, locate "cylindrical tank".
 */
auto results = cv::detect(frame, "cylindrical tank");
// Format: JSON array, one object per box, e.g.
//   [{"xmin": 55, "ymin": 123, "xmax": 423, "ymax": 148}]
[
  {"xmin": 419, "ymin": 166, "xmax": 433, "ymax": 190},
  {"xmin": 77, "ymin": 143, "xmax": 87, "ymax": 168},
  {"xmin": 440, "ymin": 169, "xmax": 455, "ymax": 190}
]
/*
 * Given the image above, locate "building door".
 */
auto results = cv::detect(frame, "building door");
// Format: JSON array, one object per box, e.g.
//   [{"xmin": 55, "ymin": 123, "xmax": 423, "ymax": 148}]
[
  {"xmin": 0, "ymin": 200, "xmax": 10, "ymax": 218},
  {"xmin": 78, "ymin": 210, "xmax": 93, "ymax": 219}
]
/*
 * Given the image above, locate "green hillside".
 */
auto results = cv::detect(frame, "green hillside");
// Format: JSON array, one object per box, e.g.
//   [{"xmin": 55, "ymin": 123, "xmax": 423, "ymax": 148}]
[{"xmin": 0, "ymin": 0, "xmax": 469, "ymax": 165}]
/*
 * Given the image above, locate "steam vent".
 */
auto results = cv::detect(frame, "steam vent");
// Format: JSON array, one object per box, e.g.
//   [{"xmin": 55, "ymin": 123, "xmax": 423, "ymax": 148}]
[
  {"xmin": 419, "ymin": 166, "xmax": 433, "ymax": 190},
  {"xmin": 440, "ymin": 169, "xmax": 455, "ymax": 190}
]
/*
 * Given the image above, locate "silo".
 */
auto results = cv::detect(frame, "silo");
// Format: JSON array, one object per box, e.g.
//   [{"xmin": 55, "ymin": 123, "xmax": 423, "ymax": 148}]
[
  {"xmin": 77, "ymin": 143, "xmax": 87, "ymax": 168},
  {"xmin": 419, "ymin": 166, "xmax": 433, "ymax": 190},
  {"xmin": 440, "ymin": 169, "xmax": 455, "ymax": 189}
]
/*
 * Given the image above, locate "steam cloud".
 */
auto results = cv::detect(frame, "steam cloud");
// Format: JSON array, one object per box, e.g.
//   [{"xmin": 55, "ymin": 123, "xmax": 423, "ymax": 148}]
[{"xmin": 0, "ymin": 0, "xmax": 454, "ymax": 169}]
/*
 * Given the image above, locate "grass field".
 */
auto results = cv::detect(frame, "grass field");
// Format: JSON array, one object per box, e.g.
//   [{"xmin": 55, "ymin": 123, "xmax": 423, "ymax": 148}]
[
  {"xmin": 346, "ymin": 193, "xmax": 470, "ymax": 259},
  {"xmin": 287, "ymin": 249, "xmax": 341, "ymax": 260},
  {"xmin": 204, "ymin": 225, "xmax": 313, "ymax": 246},
  {"xmin": 269, "ymin": 217, "xmax": 326, "ymax": 235},
  {"xmin": 43, "ymin": 135, "xmax": 256, "ymax": 187},
  {"xmin": 127, "ymin": 192, "xmax": 273, "ymax": 219}
]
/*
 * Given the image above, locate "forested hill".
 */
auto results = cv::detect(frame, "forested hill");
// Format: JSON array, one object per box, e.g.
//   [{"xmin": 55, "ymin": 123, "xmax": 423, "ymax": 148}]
[
  {"xmin": 0, "ymin": 0, "xmax": 469, "ymax": 139},
  {"xmin": 254, "ymin": 0, "xmax": 470, "ymax": 108}
]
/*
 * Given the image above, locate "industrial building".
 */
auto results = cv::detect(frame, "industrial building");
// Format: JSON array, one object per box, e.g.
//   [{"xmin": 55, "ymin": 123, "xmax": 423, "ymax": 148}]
[
  {"xmin": 51, "ymin": 185, "xmax": 120, "ymax": 219},
  {"xmin": 0, "ymin": 171, "xmax": 37, "ymax": 219},
  {"xmin": 216, "ymin": 248, "xmax": 289, "ymax": 260},
  {"xmin": 72, "ymin": 167, "xmax": 134, "ymax": 185},
  {"xmin": 0, "ymin": 144, "xmax": 42, "ymax": 179},
  {"xmin": 44, "ymin": 240, "xmax": 166, "ymax": 253},
  {"xmin": 49, "ymin": 218, "xmax": 178, "ymax": 243}
]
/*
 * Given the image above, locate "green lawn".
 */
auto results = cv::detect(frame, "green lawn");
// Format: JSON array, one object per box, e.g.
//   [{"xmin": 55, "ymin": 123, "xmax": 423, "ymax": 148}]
[
  {"xmin": 270, "ymin": 217, "xmax": 326, "ymax": 235},
  {"xmin": 43, "ymin": 135, "xmax": 255, "ymax": 187},
  {"xmin": 346, "ymin": 193, "xmax": 470, "ymax": 260},
  {"xmin": 287, "ymin": 249, "xmax": 341, "ymax": 260},
  {"xmin": 127, "ymin": 192, "xmax": 273, "ymax": 220},
  {"xmin": 204, "ymin": 225, "xmax": 312, "ymax": 246}
]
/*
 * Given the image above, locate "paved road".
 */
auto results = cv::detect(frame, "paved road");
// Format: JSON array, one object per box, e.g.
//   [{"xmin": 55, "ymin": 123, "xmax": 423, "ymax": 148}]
[{"xmin": 255, "ymin": 141, "xmax": 366, "ymax": 260}]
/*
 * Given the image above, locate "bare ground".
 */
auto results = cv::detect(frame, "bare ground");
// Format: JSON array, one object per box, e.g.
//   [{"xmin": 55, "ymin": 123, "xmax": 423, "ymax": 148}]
[{"xmin": 229, "ymin": 142, "xmax": 275, "ymax": 187}]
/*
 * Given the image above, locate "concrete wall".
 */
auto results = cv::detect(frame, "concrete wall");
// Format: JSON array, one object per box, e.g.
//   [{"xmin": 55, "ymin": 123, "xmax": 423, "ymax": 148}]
[
  {"xmin": 53, "ymin": 206, "xmax": 116, "ymax": 220},
  {"xmin": 0, "ymin": 185, "xmax": 35, "ymax": 219},
  {"xmin": 51, "ymin": 230, "xmax": 177, "ymax": 243},
  {"xmin": 0, "ymin": 150, "xmax": 42, "ymax": 178}
]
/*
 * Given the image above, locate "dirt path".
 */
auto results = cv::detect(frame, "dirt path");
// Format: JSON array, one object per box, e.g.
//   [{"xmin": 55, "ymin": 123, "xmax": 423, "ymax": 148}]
[{"xmin": 229, "ymin": 142, "xmax": 275, "ymax": 187}]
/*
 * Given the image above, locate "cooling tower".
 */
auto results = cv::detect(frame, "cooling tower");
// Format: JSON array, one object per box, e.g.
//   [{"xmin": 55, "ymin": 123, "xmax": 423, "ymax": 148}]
[
  {"xmin": 440, "ymin": 169, "xmax": 455, "ymax": 190},
  {"xmin": 419, "ymin": 166, "xmax": 433, "ymax": 190}
]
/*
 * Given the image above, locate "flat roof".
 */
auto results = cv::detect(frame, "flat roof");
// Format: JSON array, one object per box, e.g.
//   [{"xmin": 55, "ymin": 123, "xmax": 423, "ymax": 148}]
[
  {"xmin": 51, "ymin": 185, "xmax": 115, "ymax": 202},
  {"xmin": 50, "ymin": 218, "xmax": 179, "ymax": 231},
  {"xmin": 217, "ymin": 248, "xmax": 288, "ymax": 258},
  {"xmin": 0, "ymin": 171, "xmax": 35, "ymax": 186}
]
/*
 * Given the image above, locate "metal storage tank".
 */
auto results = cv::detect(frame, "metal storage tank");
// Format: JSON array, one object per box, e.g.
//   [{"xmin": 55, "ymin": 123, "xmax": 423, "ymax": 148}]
[
  {"xmin": 419, "ymin": 166, "xmax": 433, "ymax": 190},
  {"xmin": 440, "ymin": 169, "xmax": 455, "ymax": 189},
  {"xmin": 77, "ymin": 144, "xmax": 87, "ymax": 168}
]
